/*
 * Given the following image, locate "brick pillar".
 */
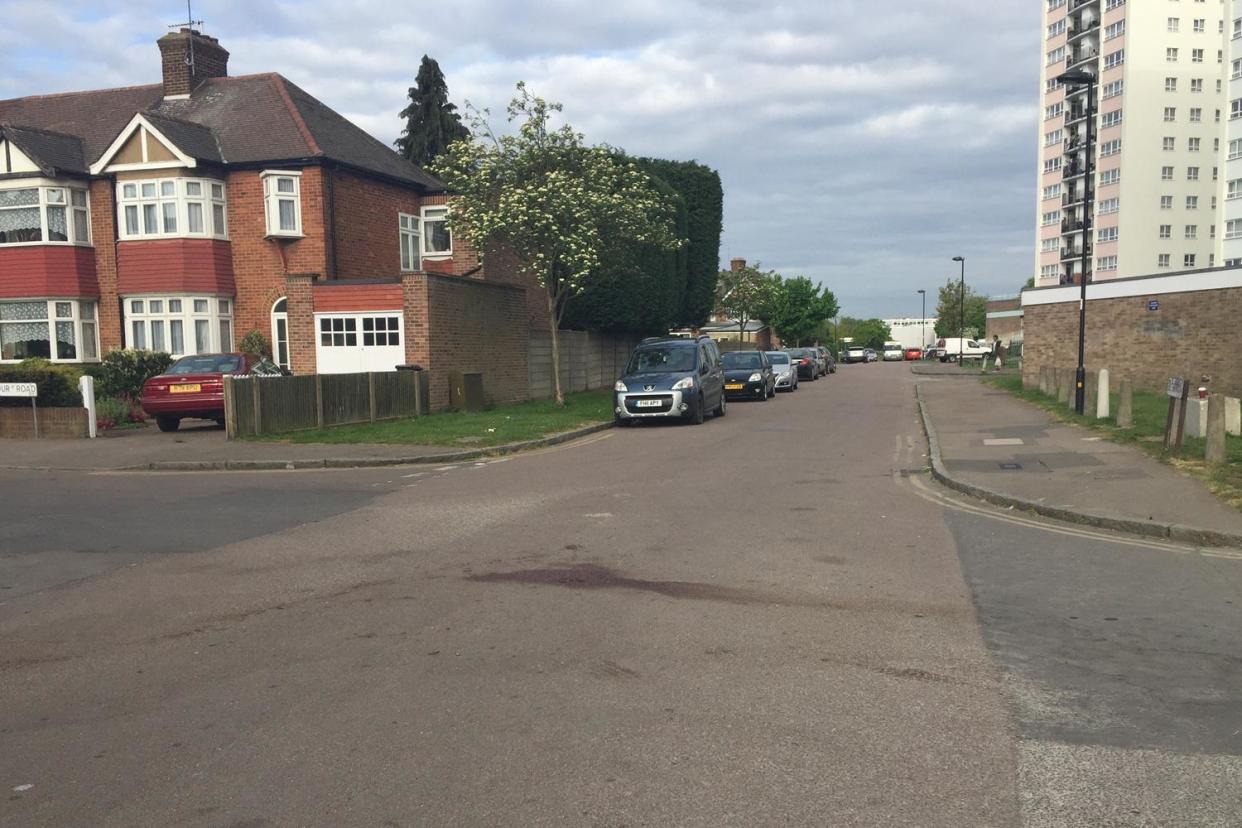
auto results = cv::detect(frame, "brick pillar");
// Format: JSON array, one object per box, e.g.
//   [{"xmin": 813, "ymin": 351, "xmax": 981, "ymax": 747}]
[
  {"xmin": 286, "ymin": 273, "xmax": 317, "ymax": 374},
  {"xmin": 401, "ymin": 272, "xmax": 430, "ymax": 369},
  {"xmin": 90, "ymin": 180, "xmax": 123, "ymax": 353}
]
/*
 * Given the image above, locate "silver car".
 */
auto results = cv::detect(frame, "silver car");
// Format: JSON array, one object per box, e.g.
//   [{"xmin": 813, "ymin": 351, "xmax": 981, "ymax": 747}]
[{"xmin": 765, "ymin": 351, "xmax": 799, "ymax": 392}]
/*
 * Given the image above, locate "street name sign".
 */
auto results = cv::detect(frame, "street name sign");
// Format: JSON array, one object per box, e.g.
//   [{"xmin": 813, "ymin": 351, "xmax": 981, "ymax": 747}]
[
  {"xmin": 1147, "ymin": 299, "xmax": 1159, "ymax": 311},
  {"xmin": 0, "ymin": 382, "xmax": 37, "ymax": 398},
  {"xmin": 1167, "ymin": 377, "xmax": 1185, "ymax": 399}
]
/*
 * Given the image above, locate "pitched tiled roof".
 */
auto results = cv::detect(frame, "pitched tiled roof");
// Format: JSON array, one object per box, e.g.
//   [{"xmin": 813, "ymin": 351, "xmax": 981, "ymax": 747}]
[
  {"xmin": 0, "ymin": 124, "xmax": 87, "ymax": 174},
  {"xmin": 0, "ymin": 73, "xmax": 444, "ymax": 191}
]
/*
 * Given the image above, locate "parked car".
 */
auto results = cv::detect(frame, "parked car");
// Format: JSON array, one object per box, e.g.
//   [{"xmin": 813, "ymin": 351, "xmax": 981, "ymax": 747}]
[
  {"xmin": 765, "ymin": 350, "xmax": 799, "ymax": 392},
  {"xmin": 614, "ymin": 336, "xmax": 725, "ymax": 425},
  {"xmin": 935, "ymin": 337, "xmax": 990, "ymax": 363},
  {"xmin": 882, "ymin": 342, "xmax": 903, "ymax": 361},
  {"xmin": 923, "ymin": 346, "xmax": 944, "ymax": 361},
  {"xmin": 141, "ymin": 352, "xmax": 284, "ymax": 432},
  {"xmin": 842, "ymin": 344, "xmax": 868, "ymax": 364},
  {"xmin": 786, "ymin": 347, "xmax": 820, "ymax": 379},
  {"xmin": 721, "ymin": 350, "xmax": 775, "ymax": 400},
  {"xmin": 815, "ymin": 346, "xmax": 837, "ymax": 374},
  {"xmin": 864, "ymin": 348, "xmax": 878, "ymax": 362},
  {"xmin": 905, "ymin": 347, "xmax": 923, "ymax": 360}
]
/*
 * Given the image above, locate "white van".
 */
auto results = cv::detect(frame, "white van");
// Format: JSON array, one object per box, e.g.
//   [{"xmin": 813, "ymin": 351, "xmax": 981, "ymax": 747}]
[
  {"xmin": 936, "ymin": 337, "xmax": 990, "ymax": 362},
  {"xmin": 882, "ymin": 341, "xmax": 903, "ymax": 361}
]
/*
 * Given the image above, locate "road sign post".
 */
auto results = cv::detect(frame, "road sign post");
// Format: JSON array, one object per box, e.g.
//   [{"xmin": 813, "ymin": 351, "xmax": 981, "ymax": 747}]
[
  {"xmin": 0, "ymin": 382, "xmax": 39, "ymax": 438},
  {"xmin": 1163, "ymin": 377, "xmax": 1189, "ymax": 455}
]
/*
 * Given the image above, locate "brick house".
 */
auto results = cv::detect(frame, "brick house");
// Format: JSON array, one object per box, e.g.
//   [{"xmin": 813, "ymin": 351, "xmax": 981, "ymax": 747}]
[{"xmin": 0, "ymin": 28, "xmax": 535, "ymax": 407}]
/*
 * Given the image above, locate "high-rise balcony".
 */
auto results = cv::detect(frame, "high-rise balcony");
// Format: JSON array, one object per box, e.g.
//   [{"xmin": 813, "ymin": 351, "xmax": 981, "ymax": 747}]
[
  {"xmin": 1061, "ymin": 245, "xmax": 1090, "ymax": 261},
  {"xmin": 1061, "ymin": 218, "xmax": 1085, "ymax": 235},
  {"xmin": 1067, "ymin": 17, "xmax": 1099, "ymax": 43},
  {"xmin": 1069, "ymin": 46, "xmax": 1098, "ymax": 68},
  {"xmin": 1070, "ymin": 0, "xmax": 1098, "ymax": 11}
]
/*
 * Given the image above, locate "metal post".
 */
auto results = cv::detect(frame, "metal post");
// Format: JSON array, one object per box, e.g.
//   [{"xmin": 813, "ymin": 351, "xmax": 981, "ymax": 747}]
[
  {"xmin": 917, "ymin": 289, "xmax": 926, "ymax": 353},
  {"xmin": 958, "ymin": 259, "xmax": 965, "ymax": 348},
  {"xmin": 1075, "ymin": 76, "xmax": 1095, "ymax": 415}
]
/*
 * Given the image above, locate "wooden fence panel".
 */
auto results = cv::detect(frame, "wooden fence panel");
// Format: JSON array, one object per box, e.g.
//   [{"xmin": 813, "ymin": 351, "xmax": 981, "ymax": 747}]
[
  {"xmin": 258, "ymin": 374, "xmax": 317, "ymax": 434},
  {"xmin": 374, "ymin": 372, "xmax": 417, "ymax": 420},
  {"xmin": 320, "ymin": 373, "xmax": 371, "ymax": 426},
  {"xmin": 528, "ymin": 330, "xmax": 637, "ymax": 400}
]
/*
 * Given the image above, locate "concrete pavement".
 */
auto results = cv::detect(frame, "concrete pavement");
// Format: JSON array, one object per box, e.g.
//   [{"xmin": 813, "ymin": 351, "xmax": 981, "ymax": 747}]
[{"xmin": 918, "ymin": 375, "xmax": 1242, "ymax": 545}]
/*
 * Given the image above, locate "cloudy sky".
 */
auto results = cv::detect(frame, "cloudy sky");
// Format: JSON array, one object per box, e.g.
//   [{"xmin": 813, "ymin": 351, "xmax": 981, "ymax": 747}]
[{"xmin": 2, "ymin": 0, "xmax": 1041, "ymax": 318}]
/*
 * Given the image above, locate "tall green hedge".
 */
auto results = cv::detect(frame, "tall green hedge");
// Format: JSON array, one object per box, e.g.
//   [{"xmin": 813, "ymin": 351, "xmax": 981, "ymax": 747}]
[
  {"xmin": 0, "ymin": 364, "xmax": 81, "ymax": 407},
  {"xmin": 637, "ymin": 158, "xmax": 723, "ymax": 327}
]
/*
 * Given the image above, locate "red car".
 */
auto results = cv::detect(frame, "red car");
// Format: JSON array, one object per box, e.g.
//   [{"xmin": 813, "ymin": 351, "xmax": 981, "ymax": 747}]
[
  {"xmin": 141, "ymin": 353, "xmax": 283, "ymax": 431},
  {"xmin": 905, "ymin": 347, "xmax": 923, "ymax": 360}
]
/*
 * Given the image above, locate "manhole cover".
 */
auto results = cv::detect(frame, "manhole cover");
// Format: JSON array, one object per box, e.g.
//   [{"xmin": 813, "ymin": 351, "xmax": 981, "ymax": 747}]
[{"xmin": 999, "ymin": 462, "xmax": 1022, "ymax": 470}]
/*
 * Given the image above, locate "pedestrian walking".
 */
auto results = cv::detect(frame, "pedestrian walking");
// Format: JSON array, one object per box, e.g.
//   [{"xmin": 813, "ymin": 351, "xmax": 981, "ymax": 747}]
[{"xmin": 993, "ymin": 336, "xmax": 1005, "ymax": 371}]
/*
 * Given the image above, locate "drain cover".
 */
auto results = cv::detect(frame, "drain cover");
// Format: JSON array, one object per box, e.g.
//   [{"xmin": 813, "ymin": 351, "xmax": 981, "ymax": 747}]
[{"xmin": 999, "ymin": 462, "xmax": 1022, "ymax": 470}]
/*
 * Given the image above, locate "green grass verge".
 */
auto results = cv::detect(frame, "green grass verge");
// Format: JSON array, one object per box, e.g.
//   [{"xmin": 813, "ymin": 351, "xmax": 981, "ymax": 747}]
[
  {"xmin": 984, "ymin": 374, "xmax": 1242, "ymax": 511},
  {"xmin": 249, "ymin": 389, "xmax": 614, "ymax": 447}
]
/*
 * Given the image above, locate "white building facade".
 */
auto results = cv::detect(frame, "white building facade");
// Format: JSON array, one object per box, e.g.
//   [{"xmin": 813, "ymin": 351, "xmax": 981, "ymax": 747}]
[
  {"xmin": 1034, "ymin": 0, "xmax": 1242, "ymax": 287},
  {"xmin": 881, "ymin": 317, "xmax": 939, "ymax": 350}
]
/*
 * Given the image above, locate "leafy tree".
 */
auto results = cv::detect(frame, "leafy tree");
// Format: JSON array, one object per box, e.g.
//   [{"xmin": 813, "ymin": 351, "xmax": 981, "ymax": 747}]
[
  {"xmin": 715, "ymin": 262, "xmax": 778, "ymax": 342},
  {"xmin": 764, "ymin": 276, "xmax": 839, "ymax": 347},
  {"xmin": 1023, "ymin": 276, "xmax": 1035, "ymax": 290},
  {"xmin": 395, "ymin": 56, "xmax": 470, "ymax": 168},
  {"xmin": 933, "ymin": 278, "xmax": 988, "ymax": 339},
  {"xmin": 433, "ymin": 83, "xmax": 682, "ymax": 405},
  {"xmin": 837, "ymin": 317, "xmax": 892, "ymax": 350}
]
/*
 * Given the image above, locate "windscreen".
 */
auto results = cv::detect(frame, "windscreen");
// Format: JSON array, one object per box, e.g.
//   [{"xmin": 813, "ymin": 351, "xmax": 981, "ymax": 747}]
[
  {"xmin": 721, "ymin": 351, "xmax": 763, "ymax": 369},
  {"xmin": 625, "ymin": 346, "xmax": 696, "ymax": 374},
  {"xmin": 766, "ymin": 352, "xmax": 791, "ymax": 365},
  {"xmin": 787, "ymin": 349, "xmax": 809, "ymax": 358},
  {"xmin": 167, "ymin": 355, "xmax": 243, "ymax": 375}
]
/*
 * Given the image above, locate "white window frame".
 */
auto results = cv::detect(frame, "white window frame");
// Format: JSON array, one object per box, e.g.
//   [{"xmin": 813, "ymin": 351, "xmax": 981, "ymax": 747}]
[
  {"xmin": 399, "ymin": 213, "xmax": 422, "ymax": 272},
  {"xmin": 271, "ymin": 297, "xmax": 289, "ymax": 370},
  {"xmin": 261, "ymin": 170, "xmax": 303, "ymax": 238},
  {"xmin": 420, "ymin": 206, "xmax": 452, "ymax": 258},
  {"xmin": 124, "ymin": 294, "xmax": 233, "ymax": 357},
  {"xmin": 0, "ymin": 299, "xmax": 100, "ymax": 363},
  {"xmin": 0, "ymin": 181, "xmax": 92, "ymax": 247},
  {"xmin": 117, "ymin": 177, "xmax": 227, "ymax": 241}
]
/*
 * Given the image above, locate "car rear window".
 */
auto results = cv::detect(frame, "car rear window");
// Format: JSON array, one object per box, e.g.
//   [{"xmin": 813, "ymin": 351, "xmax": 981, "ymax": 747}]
[
  {"xmin": 766, "ymin": 352, "xmax": 790, "ymax": 364},
  {"xmin": 168, "ymin": 355, "xmax": 243, "ymax": 375},
  {"xmin": 626, "ymin": 346, "xmax": 695, "ymax": 374},
  {"xmin": 721, "ymin": 351, "xmax": 763, "ymax": 369}
]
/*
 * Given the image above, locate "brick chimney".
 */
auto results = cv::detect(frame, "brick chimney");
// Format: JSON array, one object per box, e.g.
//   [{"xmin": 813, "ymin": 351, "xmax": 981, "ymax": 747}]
[
  {"xmin": 730, "ymin": 257, "xmax": 746, "ymax": 272},
  {"xmin": 157, "ymin": 29, "xmax": 229, "ymax": 98}
]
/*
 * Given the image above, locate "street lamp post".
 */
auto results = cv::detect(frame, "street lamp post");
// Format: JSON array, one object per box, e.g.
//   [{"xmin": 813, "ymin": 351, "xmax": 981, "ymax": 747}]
[
  {"xmin": 951, "ymin": 256, "xmax": 965, "ymax": 361},
  {"xmin": 917, "ymin": 289, "xmax": 926, "ymax": 354},
  {"xmin": 1058, "ymin": 68, "xmax": 1096, "ymax": 415}
]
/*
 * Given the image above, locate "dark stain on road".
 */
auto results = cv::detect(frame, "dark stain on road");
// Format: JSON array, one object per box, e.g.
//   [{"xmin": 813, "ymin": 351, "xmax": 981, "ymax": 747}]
[{"xmin": 812, "ymin": 554, "xmax": 848, "ymax": 565}]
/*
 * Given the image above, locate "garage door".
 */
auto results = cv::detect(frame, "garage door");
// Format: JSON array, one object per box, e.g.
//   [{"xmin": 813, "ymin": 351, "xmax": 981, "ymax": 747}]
[{"xmin": 315, "ymin": 313, "xmax": 404, "ymax": 374}]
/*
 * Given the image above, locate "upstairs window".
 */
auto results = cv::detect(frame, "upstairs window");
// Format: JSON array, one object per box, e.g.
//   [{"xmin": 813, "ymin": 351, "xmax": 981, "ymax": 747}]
[
  {"xmin": 262, "ymin": 171, "xmax": 302, "ymax": 237},
  {"xmin": 0, "ymin": 185, "xmax": 91, "ymax": 246},
  {"xmin": 399, "ymin": 213, "xmax": 421, "ymax": 271},
  {"xmin": 421, "ymin": 206, "xmax": 452, "ymax": 257},
  {"xmin": 118, "ymin": 178, "xmax": 226, "ymax": 240}
]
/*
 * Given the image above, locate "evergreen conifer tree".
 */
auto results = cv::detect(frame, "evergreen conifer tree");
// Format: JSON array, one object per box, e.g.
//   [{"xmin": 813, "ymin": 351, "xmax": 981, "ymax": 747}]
[{"xmin": 395, "ymin": 56, "xmax": 470, "ymax": 167}]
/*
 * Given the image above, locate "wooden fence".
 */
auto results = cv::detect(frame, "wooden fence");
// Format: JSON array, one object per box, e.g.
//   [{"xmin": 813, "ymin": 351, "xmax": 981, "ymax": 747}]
[
  {"xmin": 224, "ymin": 370, "xmax": 429, "ymax": 439},
  {"xmin": 528, "ymin": 330, "xmax": 639, "ymax": 400}
]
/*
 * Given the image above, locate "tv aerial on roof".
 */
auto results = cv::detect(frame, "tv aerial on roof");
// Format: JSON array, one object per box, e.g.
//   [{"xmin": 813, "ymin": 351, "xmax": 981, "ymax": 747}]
[{"xmin": 168, "ymin": 1, "xmax": 205, "ymax": 71}]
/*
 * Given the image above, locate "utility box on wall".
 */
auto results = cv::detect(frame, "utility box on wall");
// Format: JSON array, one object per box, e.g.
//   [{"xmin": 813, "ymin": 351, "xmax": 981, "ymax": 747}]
[{"xmin": 448, "ymin": 371, "xmax": 485, "ymax": 411}]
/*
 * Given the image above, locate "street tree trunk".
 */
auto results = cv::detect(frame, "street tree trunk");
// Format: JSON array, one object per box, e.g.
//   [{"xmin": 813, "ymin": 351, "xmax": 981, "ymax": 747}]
[{"xmin": 547, "ymin": 289, "xmax": 565, "ymax": 406}]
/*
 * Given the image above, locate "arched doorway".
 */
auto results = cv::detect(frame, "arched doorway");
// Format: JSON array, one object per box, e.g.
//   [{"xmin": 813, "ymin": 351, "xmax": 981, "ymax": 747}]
[{"xmin": 271, "ymin": 297, "xmax": 289, "ymax": 370}]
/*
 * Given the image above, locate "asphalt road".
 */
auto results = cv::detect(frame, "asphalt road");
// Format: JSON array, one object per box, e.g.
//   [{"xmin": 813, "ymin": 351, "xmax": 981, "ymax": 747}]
[{"xmin": 1, "ymin": 363, "xmax": 1238, "ymax": 826}]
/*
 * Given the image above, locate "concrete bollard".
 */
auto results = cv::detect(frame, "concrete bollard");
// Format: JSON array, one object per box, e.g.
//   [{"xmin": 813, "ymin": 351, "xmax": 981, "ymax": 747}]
[
  {"xmin": 1226, "ymin": 396, "xmax": 1241, "ymax": 437},
  {"xmin": 1084, "ymin": 370, "xmax": 1098, "ymax": 418},
  {"xmin": 1206, "ymin": 394, "xmax": 1227, "ymax": 465},
  {"xmin": 1185, "ymin": 398, "xmax": 1209, "ymax": 438},
  {"xmin": 1096, "ymin": 368, "xmax": 1110, "ymax": 420},
  {"xmin": 1117, "ymin": 378, "xmax": 1133, "ymax": 428},
  {"xmin": 1039, "ymin": 366, "xmax": 1050, "ymax": 395},
  {"xmin": 1059, "ymin": 368, "xmax": 1072, "ymax": 405}
]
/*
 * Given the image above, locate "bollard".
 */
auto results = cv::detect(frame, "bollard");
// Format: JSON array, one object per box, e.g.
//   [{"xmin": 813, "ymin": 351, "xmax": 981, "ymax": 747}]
[
  {"xmin": 1058, "ymin": 368, "xmax": 1071, "ymax": 405},
  {"xmin": 1084, "ymin": 370, "xmax": 1098, "ymax": 418},
  {"xmin": 1117, "ymin": 378, "xmax": 1133, "ymax": 428},
  {"xmin": 1226, "ymin": 396, "xmax": 1241, "ymax": 437},
  {"xmin": 1039, "ymin": 366, "xmax": 1050, "ymax": 395},
  {"xmin": 1067, "ymin": 368, "xmax": 1078, "ymax": 410},
  {"xmin": 1096, "ymin": 368, "xmax": 1110, "ymax": 419},
  {"xmin": 1206, "ymin": 394, "xmax": 1227, "ymax": 465}
]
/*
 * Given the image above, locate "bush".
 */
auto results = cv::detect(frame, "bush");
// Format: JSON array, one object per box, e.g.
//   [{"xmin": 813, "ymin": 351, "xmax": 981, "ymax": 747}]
[
  {"xmin": 94, "ymin": 396, "xmax": 130, "ymax": 430},
  {"xmin": 239, "ymin": 329, "xmax": 270, "ymax": 356},
  {"xmin": 0, "ymin": 364, "xmax": 81, "ymax": 407},
  {"xmin": 92, "ymin": 349, "xmax": 175, "ymax": 401}
]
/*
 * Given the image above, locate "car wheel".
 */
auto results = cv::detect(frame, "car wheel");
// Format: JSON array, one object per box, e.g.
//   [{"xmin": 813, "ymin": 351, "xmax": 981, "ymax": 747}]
[
  {"xmin": 691, "ymin": 394, "xmax": 705, "ymax": 425},
  {"xmin": 714, "ymin": 392, "xmax": 726, "ymax": 417},
  {"xmin": 156, "ymin": 415, "xmax": 181, "ymax": 432},
  {"xmin": 614, "ymin": 415, "xmax": 631, "ymax": 427},
  {"xmin": 215, "ymin": 418, "xmax": 226, "ymax": 427}
]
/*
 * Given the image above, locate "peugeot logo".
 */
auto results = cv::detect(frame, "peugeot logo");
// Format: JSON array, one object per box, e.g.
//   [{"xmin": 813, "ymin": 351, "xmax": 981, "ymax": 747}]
[{"xmin": 644, "ymin": 385, "xmax": 654, "ymax": 392}]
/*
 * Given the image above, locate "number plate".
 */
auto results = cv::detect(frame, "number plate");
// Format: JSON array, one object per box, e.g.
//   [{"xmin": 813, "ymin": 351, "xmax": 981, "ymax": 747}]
[
  {"xmin": 170, "ymin": 383, "xmax": 202, "ymax": 394},
  {"xmin": 635, "ymin": 399, "xmax": 663, "ymax": 408},
  {"xmin": 725, "ymin": 383, "xmax": 745, "ymax": 390}
]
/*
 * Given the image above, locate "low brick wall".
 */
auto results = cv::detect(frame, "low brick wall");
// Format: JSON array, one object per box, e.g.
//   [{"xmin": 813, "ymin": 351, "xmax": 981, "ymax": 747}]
[
  {"xmin": 0, "ymin": 406, "xmax": 88, "ymax": 438},
  {"xmin": 1023, "ymin": 275, "xmax": 1242, "ymax": 397}
]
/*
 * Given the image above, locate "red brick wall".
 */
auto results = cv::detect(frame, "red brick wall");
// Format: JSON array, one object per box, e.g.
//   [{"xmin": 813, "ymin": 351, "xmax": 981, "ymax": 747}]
[
  {"xmin": 425, "ymin": 273, "xmax": 529, "ymax": 409},
  {"xmin": 330, "ymin": 170, "xmax": 421, "ymax": 279},
  {"xmin": 90, "ymin": 179, "xmax": 123, "ymax": 352},
  {"xmin": 285, "ymin": 273, "xmax": 317, "ymax": 374},
  {"xmin": 0, "ymin": 246, "xmax": 97, "ymax": 298},
  {"xmin": 1024, "ymin": 285, "xmax": 1242, "ymax": 397},
  {"xmin": 116, "ymin": 238, "xmax": 234, "ymax": 295}
]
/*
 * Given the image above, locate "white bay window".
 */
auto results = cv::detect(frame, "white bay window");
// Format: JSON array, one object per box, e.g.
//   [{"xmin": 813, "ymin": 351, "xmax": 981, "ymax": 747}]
[
  {"xmin": 0, "ymin": 185, "xmax": 91, "ymax": 246},
  {"xmin": 117, "ymin": 177, "xmax": 227, "ymax": 240},
  {"xmin": 420, "ymin": 206, "xmax": 451, "ymax": 257},
  {"xmin": 262, "ymin": 170, "xmax": 302, "ymax": 236},
  {"xmin": 0, "ymin": 299, "xmax": 99, "ymax": 362},
  {"xmin": 126, "ymin": 296, "xmax": 233, "ymax": 357}
]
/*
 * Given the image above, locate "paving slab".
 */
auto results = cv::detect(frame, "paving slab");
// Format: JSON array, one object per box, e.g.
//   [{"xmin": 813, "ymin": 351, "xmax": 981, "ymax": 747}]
[{"xmin": 918, "ymin": 378, "xmax": 1242, "ymax": 540}]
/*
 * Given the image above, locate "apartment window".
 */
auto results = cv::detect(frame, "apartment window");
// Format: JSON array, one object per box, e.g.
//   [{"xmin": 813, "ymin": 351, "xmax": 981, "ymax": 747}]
[
  {"xmin": 1104, "ymin": 0, "xmax": 1124, "ymax": 10},
  {"xmin": 0, "ymin": 299, "xmax": 99, "ymax": 362},
  {"xmin": 1096, "ymin": 256, "xmax": 1118, "ymax": 271},
  {"xmin": 1104, "ymin": 21, "xmax": 1125, "ymax": 40},
  {"xmin": 1188, "ymin": 166, "xmax": 1200, "ymax": 180},
  {"xmin": 1191, "ymin": 78, "xmax": 1204, "ymax": 92},
  {"xmin": 1211, "ymin": 224, "xmax": 1216, "ymax": 239},
  {"xmin": 1164, "ymin": 107, "xmax": 1177, "ymax": 122},
  {"xmin": 117, "ymin": 178, "xmax": 226, "ymax": 241},
  {"xmin": 1227, "ymin": 179, "xmax": 1242, "ymax": 199},
  {"xmin": 420, "ymin": 206, "xmax": 452, "ymax": 256},
  {"xmin": 1098, "ymin": 198, "xmax": 1120, "ymax": 214},
  {"xmin": 1231, "ymin": 99, "xmax": 1242, "ymax": 119},
  {"xmin": 1189, "ymin": 137, "xmax": 1201, "ymax": 152},
  {"xmin": 1041, "ymin": 211, "xmax": 1061, "ymax": 226},
  {"xmin": 1048, "ymin": 19, "xmax": 1067, "ymax": 38},
  {"xmin": 1184, "ymin": 254, "xmax": 1197, "ymax": 268},
  {"xmin": 1216, "ymin": 109, "xmax": 1222, "ymax": 123},
  {"xmin": 1189, "ymin": 107, "xmax": 1202, "ymax": 122},
  {"xmin": 1163, "ymin": 137, "xmax": 1176, "ymax": 151},
  {"xmin": 1104, "ymin": 50, "xmax": 1124, "ymax": 70},
  {"xmin": 1097, "ymin": 227, "xmax": 1118, "ymax": 243},
  {"xmin": 1229, "ymin": 139, "xmax": 1242, "ymax": 159},
  {"xmin": 1185, "ymin": 225, "xmax": 1198, "ymax": 239},
  {"xmin": 1226, "ymin": 219, "xmax": 1242, "ymax": 239},
  {"xmin": 1045, "ymin": 102, "xmax": 1064, "ymax": 120},
  {"xmin": 1040, "ymin": 265, "xmax": 1061, "ymax": 280},
  {"xmin": 1212, "ymin": 196, "xmax": 1218, "ymax": 209},
  {"xmin": 1044, "ymin": 157, "xmax": 1063, "ymax": 174},
  {"xmin": 1042, "ymin": 184, "xmax": 1062, "ymax": 201},
  {"xmin": 1102, "ymin": 80, "xmax": 1124, "ymax": 99},
  {"xmin": 1213, "ymin": 166, "xmax": 1219, "ymax": 181},
  {"xmin": 1158, "ymin": 254, "xmax": 1171, "ymax": 268},
  {"xmin": 1187, "ymin": 196, "xmax": 1199, "ymax": 209},
  {"xmin": 1210, "ymin": 254, "xmax": 1215, "ymax": 267},
  {"xmin": 1159, "ymin": 224, "xmax": 1172, "ymax": 239},
  {"xmin": 1194, "ymin": 19, "xmax": 1205, "ymax": 32},
  {"xmin": 1233, "ymin": 59, "xmax": 1242, "ymax": 79},
  {"xmin": 261, "ymin": 171, "xmax": 302, "ymax": 236},
  {"xmin": 398, "ymin": 213, "xmax": 421, "ymax": 272},
  {"xmin": 1168, "ymin": 18, "xmax": 1179, "ymax": 32},
  {"xmin": 1046, "ymin": 77, "xmax": 1062, "ymax": 93},
  {"xmin": 1160, "ymin": 196, "xmax": 1174, "ymax": 209},
  {"xmin": 1101, "ymin": 139, "xmax": 1122, "ymax": 156},
  {"xmin": 1047, "ymin": 46, "xmax": 1066, "ymax": 66},
  {"xmin": 125, "ymin": 296, "xmax": 232, "ymax": 356},
  {"xmin": 1192, "ymin": 49, "xmax": 1204, "ymax": 63},
  {"xmin": 1099, "ymin": 169, "xmax": 1120, "ymax": 186},
  {"xmin": 1102, "ymin": 110, "xmax": 1123, "ymax": 128},
  {"xmin": 1044, "ymin": 129, "xmax": 1064, "ymax": 147},
  {"xmin": 1041, "ymin": 238, "xmax": 1059, "ymax": 253},
  {"xmin": 1048, "ymin": 0, "xmax": 1065, "ymax": 11},
  {"xmin": 1165, "ymin": 77, "xmax": 1178, "ymax": 92},
  {"xmin": 1217, "ymin": 79, "xmax": 1223, "ymax": 93},
  {"xmin": 1234, "ymin": 17, "xmax": 1242, "ymax": 39},
  {"xmin": 0, "ymin": 185, "xmax": 91, "ymax": 246},
  {"xmin": 1167, "ymin": 48, "xmax": 1179, "ymax": 62}
]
